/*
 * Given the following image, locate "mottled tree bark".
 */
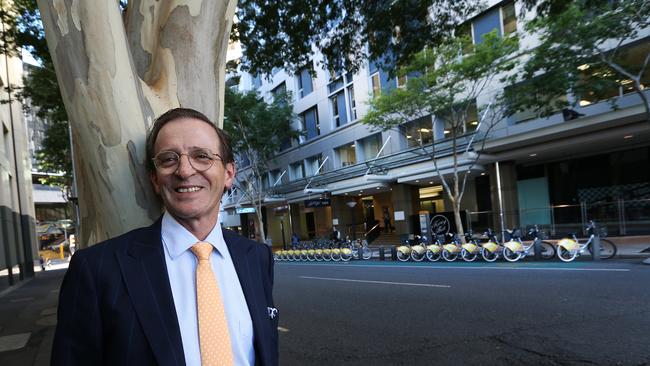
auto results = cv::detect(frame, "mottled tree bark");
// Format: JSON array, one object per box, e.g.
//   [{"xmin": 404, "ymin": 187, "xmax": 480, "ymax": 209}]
[{"xmin": 36, "ymin": 0, "xmax": 236, "ymax": 247}]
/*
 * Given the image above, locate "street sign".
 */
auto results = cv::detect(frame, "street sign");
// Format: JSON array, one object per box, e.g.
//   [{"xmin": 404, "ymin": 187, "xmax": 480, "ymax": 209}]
[
  {"xmin": 236, "ymin": 207, "xmax": 256, "ymax": 214},
  {"xmin": 304, "ymin": 198, "xmax": 331, "ymax": 208}
]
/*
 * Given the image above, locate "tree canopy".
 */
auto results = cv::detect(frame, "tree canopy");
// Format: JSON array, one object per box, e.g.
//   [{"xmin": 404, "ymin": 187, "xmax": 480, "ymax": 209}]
[
  {"xmin": 504, "ymin": 0, "xmax": 650, "ymax": 121},
  {"xmin": 233, "ymin": 0, "xmax": 482, "ymax": 76},
  {"xmin": 223, "ymin": 87, "xmax": 298, "ymax": 241}
]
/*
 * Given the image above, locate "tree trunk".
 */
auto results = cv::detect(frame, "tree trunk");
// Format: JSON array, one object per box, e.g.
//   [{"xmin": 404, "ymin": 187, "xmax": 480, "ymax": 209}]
[
  {"xmin": 37, "ymin": 0, "xmax": 237, "ymax": 247},
  {"xmin": 452, "ymin": 202, "xmax": 466, "ymax": 244}
]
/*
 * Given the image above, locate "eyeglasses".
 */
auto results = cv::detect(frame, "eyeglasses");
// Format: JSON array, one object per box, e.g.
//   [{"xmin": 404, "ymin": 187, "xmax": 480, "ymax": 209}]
[{"xmin": 152, "ymin": 149, "xmax": 222, "ymax": 174}]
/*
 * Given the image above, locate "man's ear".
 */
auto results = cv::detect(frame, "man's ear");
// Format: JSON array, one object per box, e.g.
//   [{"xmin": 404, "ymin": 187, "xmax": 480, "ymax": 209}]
[
  {"xmin": 223, "ymin": 162, "xmax": 236, "ymax": 190},
  {"xmin": 150, "ymin": 171, "xmax": 161, "ymax": 195}
]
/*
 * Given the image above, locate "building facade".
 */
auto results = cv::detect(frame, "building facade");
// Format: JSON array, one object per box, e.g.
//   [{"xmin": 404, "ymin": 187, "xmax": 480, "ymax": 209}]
[
  {"xmin": 0, "ymin": 42, "xmax": 38, "ymax": 281},
  {"xmin": 222, "ymin": 1, "xmax": 650, "ymax": 247}
]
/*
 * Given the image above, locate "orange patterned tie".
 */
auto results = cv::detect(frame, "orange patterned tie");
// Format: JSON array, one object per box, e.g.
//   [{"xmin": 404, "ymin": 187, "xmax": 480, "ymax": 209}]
[{"xmin": 191, "ymin": 242, "xmax": 234, "ymax": 366}]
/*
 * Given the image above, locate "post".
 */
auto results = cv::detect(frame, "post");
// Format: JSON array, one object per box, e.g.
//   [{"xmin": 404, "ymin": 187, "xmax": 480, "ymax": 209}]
[
  {"xmin": 591, "ymin": 221, "xmax": 601, "ymax": 262},
  {"xmin": 495, "ymin": 161, "xmax": 506, "ymax": 237}
]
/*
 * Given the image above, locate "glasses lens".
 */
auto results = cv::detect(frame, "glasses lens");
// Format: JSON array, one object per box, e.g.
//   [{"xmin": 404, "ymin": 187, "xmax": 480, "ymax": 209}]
[
  {"xmin": 189, "ymin": 149, "xmax": 215, "ymax": 171},
  {"xmin": 155, "ymin": 151, "xmax": 179, "ymax": 169}
]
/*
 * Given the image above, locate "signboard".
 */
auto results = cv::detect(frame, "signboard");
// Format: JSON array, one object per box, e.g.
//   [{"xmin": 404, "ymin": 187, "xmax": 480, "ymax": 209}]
[
  {"xmin": 236, "ymin": 207, "xmax": 256, "ymax": 214},
  {"xmin": 304, "ymin": 198, "xmax": 331, "ymax": 208},
  {"xmin": 428, "ymin": 211, "xmax": 467, "ymax": 236},
  {"xmin": 394, "ymin": 211, "xmax": 405, "ymax": 221},
  {"xmin": 430, "ymin": 214, "xmax": 451, "ymax": 236}
]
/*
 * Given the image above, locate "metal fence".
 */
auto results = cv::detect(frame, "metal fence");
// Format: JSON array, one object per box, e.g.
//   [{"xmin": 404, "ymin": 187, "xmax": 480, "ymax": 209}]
[{"xmin": 467, "ymin": 198, "xmax": 650, "ymax": 238}]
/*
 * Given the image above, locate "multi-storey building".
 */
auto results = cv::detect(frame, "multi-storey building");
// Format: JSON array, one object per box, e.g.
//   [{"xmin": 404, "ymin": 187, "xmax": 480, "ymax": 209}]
[
  {"xmin": 0, "ymin": 40, "xmax": 38, "ymax": 281},
  {"xmin": 222, "ymin": 1, "xmax": 650, "ymax": 248}
]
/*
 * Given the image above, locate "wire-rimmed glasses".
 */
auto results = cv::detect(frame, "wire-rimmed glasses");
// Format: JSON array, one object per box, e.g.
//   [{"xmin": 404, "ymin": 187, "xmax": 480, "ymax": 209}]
[{"xmin": 152, "ymin": 148, "xmax": 222, "ymax": 174}]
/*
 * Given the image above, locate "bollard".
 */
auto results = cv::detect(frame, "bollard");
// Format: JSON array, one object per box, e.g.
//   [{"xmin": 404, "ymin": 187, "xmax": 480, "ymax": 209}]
[
  {"xmin": 591, "ymin": 221, "xmax": 601, "ymax": 261},
  {"xmin": 379, "ymin": 247, "xmax": 385, "ymax": 261},
  {"xmin": 60, "ymin": 243, "xmax": 64, "ymax": 259},
  {"xmin": 390, "ymin": 246, "xmax": 397, "ymax": 261},
  {"xmin": 533, "ymin": 239, "xmax": 541, "ymax": 261}
]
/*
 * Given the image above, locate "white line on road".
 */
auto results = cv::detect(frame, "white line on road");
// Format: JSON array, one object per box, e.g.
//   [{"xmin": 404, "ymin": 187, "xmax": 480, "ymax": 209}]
[
  {"xmin": 283, "ymin": 263, "xmax": 631, "ymax": 272},
  {"xmin": 300, "ymin": 276, "xmax": 451, "ymax": 288}
]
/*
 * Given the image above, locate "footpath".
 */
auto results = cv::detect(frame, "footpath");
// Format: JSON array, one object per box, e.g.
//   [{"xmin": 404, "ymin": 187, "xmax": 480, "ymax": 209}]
[{"xmin": 0, "ymin": 260, "xmax": 68, "ymax": 366}]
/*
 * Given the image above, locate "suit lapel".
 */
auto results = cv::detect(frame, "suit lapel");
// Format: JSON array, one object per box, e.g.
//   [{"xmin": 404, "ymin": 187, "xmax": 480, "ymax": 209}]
[
  {"xmin": 224, "ymin": 230, "xmax": 272, "ymax": 364},
  {"xmin": 116, "ymin": 218, "xmax": 185, "ymax": 366}
]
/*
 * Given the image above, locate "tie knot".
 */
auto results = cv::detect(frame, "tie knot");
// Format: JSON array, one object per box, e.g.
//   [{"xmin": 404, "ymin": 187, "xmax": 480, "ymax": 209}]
[{"xmin": 191, "ymin": 242, "xmax": 213, "ymax": 261}]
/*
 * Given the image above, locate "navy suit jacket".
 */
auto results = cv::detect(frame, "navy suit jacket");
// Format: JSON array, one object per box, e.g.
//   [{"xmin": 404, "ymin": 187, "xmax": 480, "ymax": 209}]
[{"xmin": 51, "ymin": 218, "xmax": 278, "ymax": 365}]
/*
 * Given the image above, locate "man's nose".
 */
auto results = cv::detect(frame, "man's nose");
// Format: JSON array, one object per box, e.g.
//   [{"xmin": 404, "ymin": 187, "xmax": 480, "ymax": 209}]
[{"xmin": 175, "ymin": 154, "xmax": 196, "ymax": 177}]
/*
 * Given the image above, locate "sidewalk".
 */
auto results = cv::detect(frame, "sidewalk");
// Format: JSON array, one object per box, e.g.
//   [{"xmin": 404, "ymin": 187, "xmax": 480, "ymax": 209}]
[{"xmin": 0, "ymin": 263, "xmax": 68, "ymax": 366}]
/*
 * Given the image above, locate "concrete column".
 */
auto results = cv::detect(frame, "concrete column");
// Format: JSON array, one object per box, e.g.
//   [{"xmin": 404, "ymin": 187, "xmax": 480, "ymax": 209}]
[
  {"xmin": 390, "ymin": 184, "xmax": 419, "ymax": 236},
  {"xmin": 489, "ymin": 161, "xmax": 520, "ymax": 232}
]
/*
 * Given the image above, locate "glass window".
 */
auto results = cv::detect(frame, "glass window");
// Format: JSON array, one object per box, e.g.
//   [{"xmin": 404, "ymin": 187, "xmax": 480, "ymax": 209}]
[
  {"xmin": 371, "ymin": 73, "xmax": 381, "ymax": 98},
  {"xmin": 299, "ymin": 106, "xmax": 320, "ymax": 141},
  {"xmin": 289, "ymin": 161, "xmax": 305, "ymax": 181},
  {"xmin": 268, "ymin": 169, "xmax": 283, "ymax": 187},
  {"xmin": 358, "ymin": 134, "xmax": 382, "ymax": 162},
  {"xmin": 335, "ymin": 144, "xmax": 357, "ymax": 167},
  {"xmin": 347, "ymin": 86, "xmax": 357, "ymax": 121},
  {"xmin": 502, "ymin": 2, "xmax": 517, "ymax": 35},
  {"xmin": 305, "ymin": 154, "xmax": 324, "ymax": 177},
  {"xmin": 297, "ymin": 68, "xmax": 313, "ymax": 98},
  {"xmin": 472, "ymin": 8, "xmax": 501, "ymax": 44},
  {"xmin": 403, "ymin": 116, "xmax": 434, "ymax": 148},
  {"xmin": 331, "ymin": 91, "xmax": 348, "ymax": 127}
]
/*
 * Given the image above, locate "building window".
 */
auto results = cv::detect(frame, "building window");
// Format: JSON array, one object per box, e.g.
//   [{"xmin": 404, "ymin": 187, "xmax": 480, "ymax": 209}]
[
  {"xmin": 252, "ymin": 74, "xmax": 262, "ymax": 89},
  {"xmin": 299, "ymin": 106, "xmax": 320, "ymax": 141},
  {"xmin": 472, "ymin": 1, "xmax": 516, "ymax": 44},
  {"xmin": 439, "ymin": 101, "xmax": 479, "ymax": 138},
  {"xmin": 289, "ymin": 161, "xmax": 305, "ymax": 181},
  {"xmin": 268, "ymin": 169, "xmax": 283, "ymax": 187},
  {"xmin": 271, "ymin": 82, "xmax": 287, "ymax": 103},
  {"xmin": 335, "ymin": 143, "xmax": 357, "ymax": 167},
  {"xmin": 402, "ymin": 116, "xmax": 434, "ymax": 148},
  {"xmin": 305, "ymin": 154, "xmax": 324, "ymax": 177},
  {"xmin": 358, "ymin": 133, "xmax": 382, "ymax": 162},
  {"xmin": 371, "ymin": 73, "xmax": 381, "ymax": 97},
  {"xmin": 330, "ymin": 91, "xmax": 348, "ymax": 127},
  {"xmin": 297, "ymin": 68, "xmax": 313, "ymax": 98},
  {"xmin": 578, "ymin": 42, "xmax": 650, "ymax": 106},
  {"xmin": 502, "ymin": 2, "xmax": 517, "ymax": 35},
  {"xmin": 347, "ymin": 86, "xmax": 357, "ymax": 121}
]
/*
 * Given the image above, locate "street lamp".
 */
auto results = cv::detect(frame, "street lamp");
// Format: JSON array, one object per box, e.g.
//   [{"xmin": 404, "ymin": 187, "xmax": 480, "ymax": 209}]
[{"xmin": 346, "ymin": 200, "xmax": 357, "ymax": 240}]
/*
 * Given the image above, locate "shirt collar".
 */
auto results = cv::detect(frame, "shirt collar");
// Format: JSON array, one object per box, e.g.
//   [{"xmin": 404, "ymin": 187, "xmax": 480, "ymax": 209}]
[{"xmin": 161, "ymin": 211, "xmax": 227, "ymax": 259}]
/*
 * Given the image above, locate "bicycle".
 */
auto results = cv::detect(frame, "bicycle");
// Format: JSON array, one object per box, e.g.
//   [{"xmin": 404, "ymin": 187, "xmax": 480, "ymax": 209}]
[
  {"xmin": 556, "ymin": 221, "xmax": 617, "ymax": 262},
  {"xmin": 526, "ymin": 225, "xmax": 556, "ymax": 260},
  {"xmin": 351, "ymin": 238, "xmax": 372, "ymax": 260},
  {"xmin": 410, "ymin": 235, "xmax": 428, "ymax": 262},
  {"xmin": 425, "ymin": 235, "xmax": 444, "ymax": 262},
  {"xmin": 442, "ymin": 233, "xmax": 462, "ymax": 262},
  {"xmin": 396, "ymin": 238, "xmax": 413, "ymax": 262},
  {"xmin": 460, "ymin": 232, "xmax": 482, "ymax": 262},
  {"xmin": 480, "ymin": 229, "xmax": 503, "ymax": 262}
]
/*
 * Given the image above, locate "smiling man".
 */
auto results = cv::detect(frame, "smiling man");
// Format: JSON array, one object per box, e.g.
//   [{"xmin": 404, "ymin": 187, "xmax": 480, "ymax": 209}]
[{"xmin": 52, "ymin": 108, "xmax": 279, "ymax": 366}]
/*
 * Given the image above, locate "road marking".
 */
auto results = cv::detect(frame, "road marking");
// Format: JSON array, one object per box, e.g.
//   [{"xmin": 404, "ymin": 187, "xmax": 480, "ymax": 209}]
[
  {"xmin": 278, "ymin": 326, "xmax": 290, "ymax": 333},
  {"xmin": 281, "ymin": 262, "xmax": 631, "ymax": 272},
  {"xmin": 300, "ymin": 276, "xmax": 451, "ymax": 288}
]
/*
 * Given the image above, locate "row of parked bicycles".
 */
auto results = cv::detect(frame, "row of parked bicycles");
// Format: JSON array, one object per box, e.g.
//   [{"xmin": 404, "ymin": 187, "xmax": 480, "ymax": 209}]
[
  {"xmin": 274, "ymin": 238, "xmax": 373, "ymax": 262},
  {"xmin": 397, "ymin": 222, "xmax": 617, "ymax": 263}
]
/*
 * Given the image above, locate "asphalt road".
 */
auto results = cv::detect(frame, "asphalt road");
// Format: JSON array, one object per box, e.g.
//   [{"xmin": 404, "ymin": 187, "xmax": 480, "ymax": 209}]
[{"xmin": 274, "ymin": 259, "xmax": 650, "ymax": 366}]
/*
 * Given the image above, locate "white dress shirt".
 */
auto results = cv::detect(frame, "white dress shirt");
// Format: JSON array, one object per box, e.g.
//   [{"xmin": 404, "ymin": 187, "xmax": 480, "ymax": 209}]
[{"xmin": 161, "ymin": 212, "xmax": 255, "ymax": 366}]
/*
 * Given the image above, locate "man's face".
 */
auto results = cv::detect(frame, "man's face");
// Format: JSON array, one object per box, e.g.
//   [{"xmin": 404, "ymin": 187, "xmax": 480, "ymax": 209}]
[{"xmin": 150, "ymin": 118, "xmax": 235, "ymax": 226}]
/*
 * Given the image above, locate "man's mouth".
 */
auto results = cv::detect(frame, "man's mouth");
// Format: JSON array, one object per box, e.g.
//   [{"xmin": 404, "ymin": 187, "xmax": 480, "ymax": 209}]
[{"xmin": 175, "ymin": 186, "xmax": 202, "ymax": 193}]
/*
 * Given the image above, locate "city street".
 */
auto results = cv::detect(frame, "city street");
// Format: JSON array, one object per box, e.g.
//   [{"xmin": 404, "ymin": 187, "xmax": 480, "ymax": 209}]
[
  {"xmin": 275, "ymin": 259, "xmax": 650, "ymax": 365},
  {"xmin": 1, "ymin": 258, "xmax": 649, "ymax": 365}
]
